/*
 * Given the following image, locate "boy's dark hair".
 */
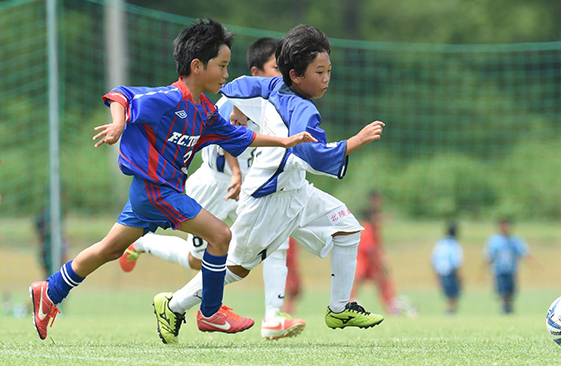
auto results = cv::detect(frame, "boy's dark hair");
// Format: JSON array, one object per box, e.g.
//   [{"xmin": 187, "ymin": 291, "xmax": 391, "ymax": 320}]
[
  {"xmin": 247, "ymin": 38, "xmax": 279, "ymax": 71},
  {"xmin": 173, "ymin": 18, "xmax": 234, "ymax": 77},
  {"xmin": 276, "ymin": 24, "xmax": 331, "ymax": 86},
  {"xmin": 447, "ymin": 221, "xmax": 457, "ymax": 238}
]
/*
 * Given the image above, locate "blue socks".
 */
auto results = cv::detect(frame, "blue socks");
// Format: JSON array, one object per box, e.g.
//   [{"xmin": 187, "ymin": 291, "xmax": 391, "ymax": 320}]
[
  {"xmin": 46, "ymin": 261, "xmax": 85, "ymax": 304},
  {"xmin": 200, "ymin": 251, "xmax": 227, "ymax": 317}
]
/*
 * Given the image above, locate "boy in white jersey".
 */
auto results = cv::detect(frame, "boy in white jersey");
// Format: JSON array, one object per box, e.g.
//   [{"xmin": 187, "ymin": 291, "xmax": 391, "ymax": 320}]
[
  {"xmin": 160, "ymin": 24, "xmax": 386, "ymax": 339},
  {"xmin": 119, "ymin": 38, "xmax": 305, "ymax": 340}
]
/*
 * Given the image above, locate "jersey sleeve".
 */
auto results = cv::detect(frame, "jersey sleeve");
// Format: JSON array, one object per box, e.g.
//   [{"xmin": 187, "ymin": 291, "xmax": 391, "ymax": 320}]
[
  {"xmin": 286, "ymin": 104, "xmax": 348, "ymax": 178},
  {"xmin": 219, "ymin": 76, "xmax": 283, "ymax": 125},
  {"xmin": 199, "ymin": 112, "xmax": 256, "ymax": 157},
  {"xmin": 102, "ymin": 85, "xmax": 179, "ymax": 125}
]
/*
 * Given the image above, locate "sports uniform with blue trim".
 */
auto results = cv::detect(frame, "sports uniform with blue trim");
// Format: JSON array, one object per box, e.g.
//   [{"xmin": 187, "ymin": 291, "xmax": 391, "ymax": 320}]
[
  {"xmin": 102, "ymin": 78, "xmax": 256, "ymax": 233},
  {"xmin": 219, "ymin": 76, "xmax": 359, "ymax": 268}
]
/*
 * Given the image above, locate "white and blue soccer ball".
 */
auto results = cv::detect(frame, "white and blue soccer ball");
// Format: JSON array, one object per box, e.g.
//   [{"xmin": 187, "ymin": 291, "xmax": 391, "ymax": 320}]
[{"xmin": 546, "ymin": 297, "xmax": 561, "ymax": 345}]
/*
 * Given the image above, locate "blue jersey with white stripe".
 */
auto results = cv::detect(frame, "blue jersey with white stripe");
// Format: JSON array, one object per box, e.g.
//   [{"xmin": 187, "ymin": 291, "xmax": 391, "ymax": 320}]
[
  {"xmin": 220, "ymin": 76, "xmax": 348, "ymax": 198},
  {"xmin": 102, "ymin": 78, "xmax": 256, "ymax": 193}
]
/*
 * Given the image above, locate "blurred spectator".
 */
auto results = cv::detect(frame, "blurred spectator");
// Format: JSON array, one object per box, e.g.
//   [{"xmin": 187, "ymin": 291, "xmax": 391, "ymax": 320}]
[
  {"xmin": 484, "ymin": 217, "xmax": 530, "ymax": 314},
  {"xmin": 431, "ymin": 221, "xmax": 463, "ymax": 315},
  {"xmin": 351, "ymin": 191, "xmax": 413, "ymax": 316},
  {"xmin": 282, "ymin": 238, "xmax": 302, "ymax": 314}
]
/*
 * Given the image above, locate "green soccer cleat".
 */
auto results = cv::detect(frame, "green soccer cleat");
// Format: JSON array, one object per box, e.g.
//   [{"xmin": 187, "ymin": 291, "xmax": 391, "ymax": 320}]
[
  {"xmin": 153, "ymin": 292, "xmax": 185, "ymax": 344},
  {"xmin": 325, "ymin": 302, "xmax": 384, "ymax": 329}
]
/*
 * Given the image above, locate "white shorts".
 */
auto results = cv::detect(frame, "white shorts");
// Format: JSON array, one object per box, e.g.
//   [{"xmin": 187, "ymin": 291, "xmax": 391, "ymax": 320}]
[
  {"xmin": 185, "ymin": 164, "xmax": 238, "ymax": 260},
  {"xmin": 227, "ymin": 181, "xmax": 362, "ymax": 269}
]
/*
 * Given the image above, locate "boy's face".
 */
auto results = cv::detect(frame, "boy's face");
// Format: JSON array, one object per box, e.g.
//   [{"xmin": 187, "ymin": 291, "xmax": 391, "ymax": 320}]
[
  {"xmin": 200, "ymin": 44, "xmax": 231, "ymax": 94},
  {"xmin": 291, "ymin": 52, "xmax": 331, "ymax": 99},
  {"xmin": 252, "ymin": 55, "xmax": 281, "ymax": 78}
]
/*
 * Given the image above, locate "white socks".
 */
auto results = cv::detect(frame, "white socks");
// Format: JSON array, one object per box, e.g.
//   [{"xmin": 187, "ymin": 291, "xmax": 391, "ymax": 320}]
[
  {"xmin": 134, "ymin": 233, "xmax": 192, "ymax": 270},
  {"xmin": 329, "ymin": 232, "xmax": 360, "ymax": 313},
  {"xmin": 169, "ymin": 268, "xmax": 243, "ymax": 314},
  {"xmin": 262, "ymin": 249, "xmax": 288, "ymax": 320}
]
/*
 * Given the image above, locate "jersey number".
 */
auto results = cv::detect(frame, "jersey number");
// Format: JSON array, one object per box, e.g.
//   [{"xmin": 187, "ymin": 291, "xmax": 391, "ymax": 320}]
[{"xmin": 192, "ymin": 235, "xmax": 205, "ymax": 248}]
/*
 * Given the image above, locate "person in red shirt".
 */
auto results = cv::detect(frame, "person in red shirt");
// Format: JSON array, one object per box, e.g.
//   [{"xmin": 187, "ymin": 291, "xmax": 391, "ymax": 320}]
[{"xmin": 351, "ymin": 192, "xmax": 401, "ymax": 315}]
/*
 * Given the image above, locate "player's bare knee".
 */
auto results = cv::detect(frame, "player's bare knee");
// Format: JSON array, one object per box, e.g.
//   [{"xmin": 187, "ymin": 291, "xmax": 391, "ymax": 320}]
[{"xmin": 207, "ymin": 226, "xmax": 231, "ymax": 254}]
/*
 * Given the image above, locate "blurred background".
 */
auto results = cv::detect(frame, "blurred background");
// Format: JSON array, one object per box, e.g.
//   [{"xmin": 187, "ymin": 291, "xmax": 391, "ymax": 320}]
[{"xmin": 1, "ymin": 0, "xmax": 560, "ymax": 318}]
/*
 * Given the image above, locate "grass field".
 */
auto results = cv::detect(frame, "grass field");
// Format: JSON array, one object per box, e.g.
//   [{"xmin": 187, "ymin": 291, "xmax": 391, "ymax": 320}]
[{"xmin": 1, "ymin": 216, "xmax": 560, "ymax": 365}]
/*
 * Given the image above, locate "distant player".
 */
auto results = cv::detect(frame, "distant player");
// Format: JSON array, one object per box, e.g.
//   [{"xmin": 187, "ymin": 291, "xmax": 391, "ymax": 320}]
[
  {"xmin": 484, "ymin": 217, "xmax": 530, "ymax": 314},
  {"xmin": 29, "ymin": 19, "xmax": 315, "ymax": 342},
  {"xmin": 282, "ymin": 238, "xmax": 302, "ymax": 315},
  {"xmin": 431, "ymin": 221, "xmax": 463, "ymax": 315},
  {"xmin": 118, "ymin": 38, "xmax": 306, "ymax": 340},
  {"xmin": 158, "ymin": 25, "xmax": 386, "ymax": 341}
]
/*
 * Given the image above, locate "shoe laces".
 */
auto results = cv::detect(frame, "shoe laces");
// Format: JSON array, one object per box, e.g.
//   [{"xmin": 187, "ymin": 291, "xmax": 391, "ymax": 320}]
[
  {"xmin": 125, "ymin": 248, "xmax": 140, "ymax": 262},
  {"xmin": 220, "ymin": 305, "xmax": 242, "ymax": 321},
  {"xmin": 346, "ymin": 302, "xmax": 371, "ymax": 315},
  {"xmin": 49, "ymin": 305, "xmax": 61, "ymax": 327},
  {"xmin": 276, "ymin": 311, "xmax": 292, "ymax": 319}
]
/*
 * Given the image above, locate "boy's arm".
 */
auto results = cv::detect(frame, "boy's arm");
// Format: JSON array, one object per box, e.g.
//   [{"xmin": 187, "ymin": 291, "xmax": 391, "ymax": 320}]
[
  {"xmin": 346, "ymin": 121, "xmax": 385, "ymax": 155},
  {"xmin": 223, "ymin": 152, "xmax": 242, "ymax": 201},
  {"xmin": 250, "ymin": 132, "xmax": 317, "ymax": 148},
  {"xmin": 93, "ymin": 101, "xmax": 126, "ymax": 147}
]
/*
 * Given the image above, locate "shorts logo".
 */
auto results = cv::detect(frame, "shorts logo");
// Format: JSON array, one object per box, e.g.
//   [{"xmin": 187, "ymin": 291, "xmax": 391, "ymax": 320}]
[
  {"xmin": 175, "ymin": 110, "xmax": 187, "ymax": 119},
  {"xmin": 327, "ymin": 207, "xmax": 353, "ymax": 225}
]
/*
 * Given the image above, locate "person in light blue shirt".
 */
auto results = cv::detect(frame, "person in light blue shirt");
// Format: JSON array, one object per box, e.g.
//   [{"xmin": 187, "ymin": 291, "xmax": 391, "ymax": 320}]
[
  {"xmin": 484, "ymin": 217, "xmax": 529, "ymax": 314},
  {"xmin": 432, "ymin": 222, "xmax": 463, "ymax": 314}
]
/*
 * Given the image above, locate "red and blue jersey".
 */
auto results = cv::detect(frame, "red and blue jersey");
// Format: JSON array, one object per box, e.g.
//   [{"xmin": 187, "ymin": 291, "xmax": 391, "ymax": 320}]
[{"xmin": 102, "ymin": 78, "xmax": 256, "ymax": 193}]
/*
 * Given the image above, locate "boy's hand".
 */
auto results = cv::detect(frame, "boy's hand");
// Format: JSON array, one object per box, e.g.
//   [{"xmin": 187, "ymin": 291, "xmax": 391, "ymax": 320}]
[
  {"xmin": 357, "ymin": 121, "xmax": 385, "ymax": 144},
  {"xmin": 224, "ymin": 172, "xmax": 242, "ymax": 201},
  {"xmin": 283, "ymin": 132, "xmax": 318, "ymax": 148},
  {"xmin": 93, "ymin": 122, "xmax": 125, "ymax": 147},
  {"xmin": 230, "ymin": 106, "xmax": 248, "ymax": 126},
  {"xmin": 346, "ymin": 121, "xmax": 385, "ymax": 155}
]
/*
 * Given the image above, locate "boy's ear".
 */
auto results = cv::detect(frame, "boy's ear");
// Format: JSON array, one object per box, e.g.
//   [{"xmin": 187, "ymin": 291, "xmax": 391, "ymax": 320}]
[
  {"xmin": 250, "ymin": 66, "xmax": 261, "ymax": 77},
  {"xmin": 289, "ymin": 69, "xmax": 302, "ymax": 85},
  {"xmin": 190, "ymin": 58, "xmax": 203, "ymax": 74}
]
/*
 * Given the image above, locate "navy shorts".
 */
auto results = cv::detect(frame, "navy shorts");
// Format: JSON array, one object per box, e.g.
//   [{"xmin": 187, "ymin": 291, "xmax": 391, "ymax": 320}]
[
  {"xmin": 495, "ymin": 273, "xmax": 516, "ymax": 297},
  {"xmin": 439, "ymin": 272, "xmax": 460, "ymax": 299},
  {"xmin": 117, "ymin": 176, "xmax": 202, "ymax": 234}
]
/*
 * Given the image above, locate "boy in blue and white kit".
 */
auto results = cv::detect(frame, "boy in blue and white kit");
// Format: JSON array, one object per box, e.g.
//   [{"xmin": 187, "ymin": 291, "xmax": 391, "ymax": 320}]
[
  {"xmin": 29, "ymin": 19, "xmax": 315, "ymax": 342},
  {"xmin": 431, "ymin": 222, "xmax": 463, "ymax": 315},
  {"xmin": 484, "ymin": 218, "xmax": 529, "ymax": 314},
  {"xmin": 159, "ymin": 25, "xmax": 386, "ymax": 341},
  {"xmin": 119, "ymin": 38, "xmax": 306, "ymax": 341}
]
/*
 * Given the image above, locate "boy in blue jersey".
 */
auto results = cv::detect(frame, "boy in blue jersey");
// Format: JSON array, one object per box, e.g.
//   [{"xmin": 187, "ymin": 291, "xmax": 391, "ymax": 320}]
[
  {"xmin": 29, "ymin": 19, "xmax": 315, "ymax": 342},
  {"xmin": 165, "ymin": 24, "xmax": 386, "ymax": 334},
  {"xmin": 431, "ymin": 222, "xmax": 463, "ymax": 315},
  {"xmin": 118, "ymin": 38, "xmax": 306, "ymax": 341},
  {"xmin": 484, "ymin": 217, "xmax": 530, "ymax": 314}
]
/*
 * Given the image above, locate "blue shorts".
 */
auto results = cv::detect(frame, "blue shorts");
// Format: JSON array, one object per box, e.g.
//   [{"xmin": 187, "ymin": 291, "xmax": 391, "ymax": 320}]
[
  {"xmin": 117, "ymin": 177, "xmax": 202, "ymax": 234},
  {"xmin": 439, "ymin": 272, "xmax": 460, "ymax": 299},
  {"xmin": 495, "ymin": 273, "xmax": 516, "ymax": 297}
]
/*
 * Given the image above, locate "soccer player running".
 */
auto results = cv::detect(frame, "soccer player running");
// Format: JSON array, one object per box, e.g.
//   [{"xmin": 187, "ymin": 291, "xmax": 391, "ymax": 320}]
[
  {"xmin": 118, "ymin": 38, "xmax": 306, "ymax": 341},
  {"xmin": 155, "ymin": 24, "xmax": 385, "ymax": 343},
  {"xmin": 29, "ymin": 19, "xmax": 316, "ymax": 341}
]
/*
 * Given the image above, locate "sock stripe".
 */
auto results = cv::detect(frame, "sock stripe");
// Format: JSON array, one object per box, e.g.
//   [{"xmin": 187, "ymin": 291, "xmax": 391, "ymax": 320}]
[
  {"xmin": 202, "ymin": 260, "xmax": 226, "ymax": 269},
  {"xmin": 202, "ymin": 262, "xmax": 226, "ymax": 272},
  {"xmin": 61, "ymin": 265, "xmax": 79, "ymax": 287}
]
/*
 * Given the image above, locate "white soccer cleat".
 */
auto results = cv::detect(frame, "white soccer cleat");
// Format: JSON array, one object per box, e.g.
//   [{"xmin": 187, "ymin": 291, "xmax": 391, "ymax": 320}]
[{"xmin": 261, "ymin": 312, "xmax": 306, "ymax": 340}]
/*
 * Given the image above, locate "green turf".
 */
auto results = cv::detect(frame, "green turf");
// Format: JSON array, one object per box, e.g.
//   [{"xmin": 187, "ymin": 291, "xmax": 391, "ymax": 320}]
[{"xmin": 1, "ymin": 288, "xmax": 559, "ymax": 365}]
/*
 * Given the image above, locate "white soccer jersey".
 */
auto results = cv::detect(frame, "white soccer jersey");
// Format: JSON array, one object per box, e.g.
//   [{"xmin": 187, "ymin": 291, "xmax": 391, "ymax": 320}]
[
  {"xmin": 200, "ymin": 97, "xmax": 258, "ymax": 178},
  {"xmin": 220, "ymin": 76, "xmax": 348, "ymax": 198}
]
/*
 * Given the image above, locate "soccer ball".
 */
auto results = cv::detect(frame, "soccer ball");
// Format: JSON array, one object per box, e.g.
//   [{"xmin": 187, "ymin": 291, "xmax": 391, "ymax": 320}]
[{"xmin": 546, "ymin": 297, "xmax": 561, "ymax": 345}]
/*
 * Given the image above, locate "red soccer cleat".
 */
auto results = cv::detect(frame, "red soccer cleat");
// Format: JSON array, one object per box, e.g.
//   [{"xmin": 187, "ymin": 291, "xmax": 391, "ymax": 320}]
[
  {"xmin": 29, "ymin": 281, "xmax": 61, "ymax": 340},
  {"xmin": 197, "ymin": 305, "xmax": 254, "ymax": 333},
  {"xmin": 119, "ymin": 244, "xmax": 140, "ymax": 273}
]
